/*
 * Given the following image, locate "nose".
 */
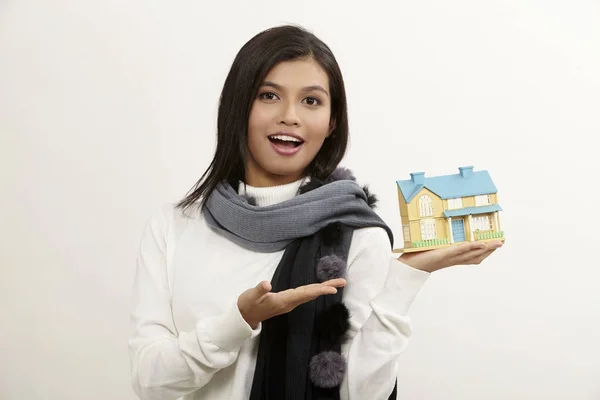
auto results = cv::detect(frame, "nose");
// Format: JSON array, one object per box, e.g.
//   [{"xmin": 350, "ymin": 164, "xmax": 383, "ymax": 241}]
[{"xmin": 279, "ymin": 101, "xmax": 300, "ymax": 126}]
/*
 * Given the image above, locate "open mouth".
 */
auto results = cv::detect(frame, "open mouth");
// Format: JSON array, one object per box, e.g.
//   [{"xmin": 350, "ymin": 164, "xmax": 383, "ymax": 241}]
[{"xmin": 268, "ymin": 134, "xmax": 304, "ymax": 149}]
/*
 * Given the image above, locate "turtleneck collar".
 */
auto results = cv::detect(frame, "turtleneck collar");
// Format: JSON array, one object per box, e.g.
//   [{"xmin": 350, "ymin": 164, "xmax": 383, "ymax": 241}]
[{"xmin": 237, "ymin": 177, "xmax": 307, "ymax": 207}]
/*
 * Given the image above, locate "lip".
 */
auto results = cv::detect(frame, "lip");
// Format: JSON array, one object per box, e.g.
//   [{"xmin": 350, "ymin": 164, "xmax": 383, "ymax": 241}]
[
  {"xmin": 268, "ymin": 132, "xmax": 305, "ymax": 156},
  {"xmin": 269, "ymin": 131, "xmax": 305, "ymax": 142},
  {"xmin": 269, "ymin": 140, "xmax": 304, "ymax": 156}
]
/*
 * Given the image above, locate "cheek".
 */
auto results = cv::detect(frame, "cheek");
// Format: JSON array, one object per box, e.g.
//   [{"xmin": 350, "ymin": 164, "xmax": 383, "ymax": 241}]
[
  {"xmin": 247, "ymin": 108, "xmax": 260, "ymax": 135},
  {"xmin": 248, "ymin": 103, "xmax": 275, "ymax": 131},
  {"xmin": 248, "ymin": 108, "xmax": 268, "ymax": 147},
  {"xmin": 305, "ymin": 111, "xmax": 332, "ymax": 141}
]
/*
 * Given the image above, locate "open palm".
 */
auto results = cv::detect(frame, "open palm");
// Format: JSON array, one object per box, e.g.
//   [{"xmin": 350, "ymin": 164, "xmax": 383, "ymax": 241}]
[
  {"xmin": 237, "ymin": 278, "xmax": 346, "ymax": 329},
  {"xmin": 398, "ymin": 240, "xmax": 504, "ymax": 273}
]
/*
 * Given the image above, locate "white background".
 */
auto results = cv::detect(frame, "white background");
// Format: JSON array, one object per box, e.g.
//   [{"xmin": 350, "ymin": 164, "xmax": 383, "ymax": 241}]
[{"xmin": 2, "ymin": 0, "xmax": 599, "ymax": 399}]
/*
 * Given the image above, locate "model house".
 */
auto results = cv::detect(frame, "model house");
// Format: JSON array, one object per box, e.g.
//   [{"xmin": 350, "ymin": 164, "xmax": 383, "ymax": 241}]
[{"xmin": 395, "ymin": 166, "xmax": 504, "ymax": 253}]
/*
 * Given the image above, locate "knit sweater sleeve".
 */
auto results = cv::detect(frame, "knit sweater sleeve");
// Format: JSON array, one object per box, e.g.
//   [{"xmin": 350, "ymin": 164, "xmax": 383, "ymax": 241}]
[
  {"xmin": 340, "ymin": 227, "xmax": 430, "ymax": 400},
  {"xmin": 128, "ymin": 204, "xmax": 260, "ymax": 400}
]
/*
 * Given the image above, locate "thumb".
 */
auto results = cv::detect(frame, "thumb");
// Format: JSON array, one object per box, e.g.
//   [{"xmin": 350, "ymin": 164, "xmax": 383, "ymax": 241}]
[{"xmin": 255, "ymin": 281, "xmax": 272, "ymax": 296}]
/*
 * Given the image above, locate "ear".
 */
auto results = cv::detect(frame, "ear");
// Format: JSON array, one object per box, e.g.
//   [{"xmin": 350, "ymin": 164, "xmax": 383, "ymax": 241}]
[{"xmin": 328, "ymin": 119, "xmax": 336, "ymax": 137}]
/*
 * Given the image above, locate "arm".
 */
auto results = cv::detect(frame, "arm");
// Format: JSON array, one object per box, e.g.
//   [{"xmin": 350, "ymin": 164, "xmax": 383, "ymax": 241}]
[
  {"xmin": 128, "ymin": 205, "xmax": 260, "ymax": 400},
  {"xmin": 340, "ymin": 228, "xmax": 430, "ymax": 400}
]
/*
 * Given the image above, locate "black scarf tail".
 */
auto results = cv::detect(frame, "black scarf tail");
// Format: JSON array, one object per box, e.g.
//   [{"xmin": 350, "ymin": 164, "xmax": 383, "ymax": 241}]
[{"xmin": 245, "ymin": 170, "xmax": 398, "ymax": 400}]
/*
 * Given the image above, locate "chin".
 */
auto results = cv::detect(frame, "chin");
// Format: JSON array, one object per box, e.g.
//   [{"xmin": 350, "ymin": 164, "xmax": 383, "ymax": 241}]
[
  {"xmin": 263, "ymin": 163, "xmax": 308, "ymax": 180},
  {"xmin": 269, "ymin": 167, "xmax": 306, "ymax": 179}
]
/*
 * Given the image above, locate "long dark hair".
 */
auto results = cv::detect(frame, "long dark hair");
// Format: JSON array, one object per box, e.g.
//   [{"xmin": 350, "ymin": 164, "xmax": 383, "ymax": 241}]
[{"xmin": 177, "ymin": 25, "xmax": 350, "ymax": 212}]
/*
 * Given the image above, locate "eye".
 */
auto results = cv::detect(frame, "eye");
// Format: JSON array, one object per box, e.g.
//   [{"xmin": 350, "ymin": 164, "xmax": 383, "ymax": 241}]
[
  {"xmin": 258, "ymin": 92, "xmax": 279, "ymax": 101},
  {"xmin": 302, "ymin": 96, "xmax": 321, "ymax": 106}
]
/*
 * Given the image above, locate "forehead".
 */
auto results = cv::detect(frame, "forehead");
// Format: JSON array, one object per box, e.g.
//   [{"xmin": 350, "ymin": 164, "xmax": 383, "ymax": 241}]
[{"xmin": 263, "ymin": 58, "xmax": 329, "ymax": 89}]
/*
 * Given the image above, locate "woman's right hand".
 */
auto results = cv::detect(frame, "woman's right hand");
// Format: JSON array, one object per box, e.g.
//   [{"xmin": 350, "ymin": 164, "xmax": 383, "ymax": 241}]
[{"xmin": 237, "ymin": 278, "xmax": 347, "ymax": 329}]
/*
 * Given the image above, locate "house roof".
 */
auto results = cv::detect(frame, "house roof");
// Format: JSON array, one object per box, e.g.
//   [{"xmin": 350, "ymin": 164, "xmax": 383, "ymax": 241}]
[
  {"xmin": 443, "ymin": 204, "xmax": 503, "ymax": 218},
  {"xmin": 396, "ymin": 166, "xmax": 498, "ymax": 203}
]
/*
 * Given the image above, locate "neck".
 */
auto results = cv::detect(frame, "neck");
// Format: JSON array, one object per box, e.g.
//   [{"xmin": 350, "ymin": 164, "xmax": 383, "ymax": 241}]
[
  {"xmin": 244, "ymin": 171, "xmax": 305, "ymax": 188},
  {"xmin": 244, "ymin": 157, "xmax": 305, "ymax": 187},
  {"xmin": 238, "ymin": 178, "xmax": 306, "ymax": 207}
]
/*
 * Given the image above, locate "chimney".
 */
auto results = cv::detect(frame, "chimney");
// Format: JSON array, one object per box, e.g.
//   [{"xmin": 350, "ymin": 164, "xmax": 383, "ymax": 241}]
[
  {"xmin": 459, "ymin": 166, "xmax": 474, "ymax": 178},
  {"xmin": 410, "ymin": 172, "xmax": 425, "ymax": 184}
]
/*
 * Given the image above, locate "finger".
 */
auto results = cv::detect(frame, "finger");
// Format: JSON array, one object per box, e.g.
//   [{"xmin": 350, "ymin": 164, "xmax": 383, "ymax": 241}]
[
  {"xmin": 320, "ymin": 278, "xmax": 347, "ymax": 288},
  {"xmin": 254, "ymin": 281, "xmax": 272, "ymax": 300},
  {"xmin": 488, "ymin": 240, "xmax": 504, "ymax": 249},
  {"xmin": 259, "ymin": 281, "xmax": 272, "ymax": 292},
  {"xmin": 297, "ymin": 283, "xmax": 338, "ymax": 299},
  {"xmin": 452, "ymin": 246, "xmax": 498, "ymax": 266},
  {"xmin": 468, "ymin": 249, "xmax": 498, "ymax": 265},
  {"xmin": 475, "ymin": 240, "xmax": 503, "ymax": 250},
  {"xmin": 277, "ymin": 283, "xmax": 337, "ymax": 307},
  {"xmin": 451, "ymin": 241, "xmax": 486, "ymax": 256},
  {"xmin": 453, "ymin": 240, "xmax": 503, "ymax": 261}
]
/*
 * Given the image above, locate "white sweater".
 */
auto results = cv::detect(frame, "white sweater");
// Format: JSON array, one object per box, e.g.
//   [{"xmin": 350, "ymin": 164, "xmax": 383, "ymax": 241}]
[{"xmin": 129, "ymin": 179, "xmax": 430, "ymax": 400}]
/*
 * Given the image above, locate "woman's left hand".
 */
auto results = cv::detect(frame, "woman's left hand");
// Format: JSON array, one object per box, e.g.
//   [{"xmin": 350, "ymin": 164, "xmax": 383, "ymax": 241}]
[{"xmin": 398, "ymin": 240, "xmax": 504, "ymax": 273}]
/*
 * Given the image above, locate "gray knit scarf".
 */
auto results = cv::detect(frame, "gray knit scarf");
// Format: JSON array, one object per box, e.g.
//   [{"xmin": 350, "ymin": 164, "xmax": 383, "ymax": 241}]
[{"xmin": 204, "ymin": 168, "xmax": 398, "ymax": 400}]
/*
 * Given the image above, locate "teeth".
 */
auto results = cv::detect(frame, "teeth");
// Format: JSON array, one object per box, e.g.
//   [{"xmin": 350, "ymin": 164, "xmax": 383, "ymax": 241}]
[{"xmin": 269, "ymin": 134, "xmax": 302, "ymax": 143}]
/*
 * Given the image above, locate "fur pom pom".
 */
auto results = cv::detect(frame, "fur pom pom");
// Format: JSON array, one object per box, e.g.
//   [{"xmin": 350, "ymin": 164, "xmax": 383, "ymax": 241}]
[
  {"xmin": 322, "ymin": 222, "xmax": 342, "ymax": 247},
  {"xmin": 362, "ymin": 185, "xmax": 378, "ymax": 208},
  {"xmin": 316, "ymin": 302, "xmax": 351, "ymax": 340},
  {"xmin": 326, "ymin": 167, "xmax": 356, "ymax": 183},
  {"xmin": 298, "ymin": 178, "xmax": 324, "ymax": 194},
  {"xmin": 309, "ymin": 351, "xmax": 346, "ymax": 388},
  {"xmin": 316, "ymin": 255, "xmax": 346, "ymax": 282}
]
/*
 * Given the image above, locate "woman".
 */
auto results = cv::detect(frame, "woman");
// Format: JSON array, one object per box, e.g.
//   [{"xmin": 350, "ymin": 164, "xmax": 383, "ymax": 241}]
[{"xmin": 129, "ymin": 25, "xmax": 502, "ymax": 400}]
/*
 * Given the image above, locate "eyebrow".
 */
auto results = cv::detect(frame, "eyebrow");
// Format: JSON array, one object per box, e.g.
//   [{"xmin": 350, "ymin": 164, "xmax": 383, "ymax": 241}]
[{"xmin": 261, "ymin": 81, "xmax": 329, "ymax": 97}]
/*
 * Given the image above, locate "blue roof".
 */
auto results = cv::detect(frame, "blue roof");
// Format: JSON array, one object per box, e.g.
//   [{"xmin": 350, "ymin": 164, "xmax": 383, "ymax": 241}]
[
  {"xmin": 443, "ymin": 204, "xmax": 502, "ymax": 217},
  {"xmin": 396, "ymin": 166, "xmax": 498, "ymax": 203}
]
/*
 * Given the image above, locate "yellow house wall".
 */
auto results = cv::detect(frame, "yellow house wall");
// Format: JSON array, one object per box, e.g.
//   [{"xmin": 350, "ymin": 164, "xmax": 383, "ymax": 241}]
[
  {"xmin": 408, "ymin": 221, "xmax": 419, "ymax": 242},
  {"xmin": 407, "ymin": 218, "xmax": 450, "ymax": 242},
  {"xmin": 465, "ymin": 217, "xmax": 472, "ymax": 239},
  {"xmin": 463, "ymin": 196, "xmax": 475, "ymax": 208},
  {"xmin": 398, "ymin": 188, "xmax": 411, "ymax": 244},
  {"xmin": 397, "ymin": 187, "xmax": 408, "ymax": 219},
  {"xmin": 405, "ymin": 188, "xmax": 445, "ymax": 221},
  {"xmin": 405, "ymin": 188, "xmax": 449, "ymax": 243},
  {"xmin": 456, "ymin": 212, "xmax": 502, "ymax": 241},
  {"xmin": 471, "ymin": 212, "xmax": 502, "ymax": 233},
  {"xmin": 400, "ymin": 187, "xmax": 501, "ymax": 245},
  {"xmin": 443, "ymin": 193, "xmax": 498, "ymax": 209}
]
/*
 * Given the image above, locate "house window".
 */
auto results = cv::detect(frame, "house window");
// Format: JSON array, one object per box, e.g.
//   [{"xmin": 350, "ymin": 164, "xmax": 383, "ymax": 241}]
[
  {"xmin": 419, "ymin": 195, "xmax": 434, "ymax": 217},
  {"xmin": 420, "ymin": 219, "xmax": 436, "ymax": 240},
  {"xmin": 447, "ymin": 197, "xmax": 463, "ymax": 209},
  {"xmin": 402, "ymin": 224, "xmax": 411, "ymax": 241},
  {"xmin": 475, "ymin": 195, "xmax": 490, "ymax": 206},
  {"xmin": 472, "ymin": 216, "xmax": 492, "ymax": 231}
]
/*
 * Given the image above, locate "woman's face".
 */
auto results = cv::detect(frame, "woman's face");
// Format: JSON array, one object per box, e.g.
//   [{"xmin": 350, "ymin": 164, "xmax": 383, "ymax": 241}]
[{"xmin": 245, "ymin": 57, "xmax": 333, "ymax": 187}]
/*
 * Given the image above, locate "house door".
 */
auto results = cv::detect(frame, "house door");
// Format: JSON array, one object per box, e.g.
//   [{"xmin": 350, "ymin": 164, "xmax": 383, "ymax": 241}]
[{"xmin": 452, "ymin": 219, "xmax": 466, "ymax": 242}]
